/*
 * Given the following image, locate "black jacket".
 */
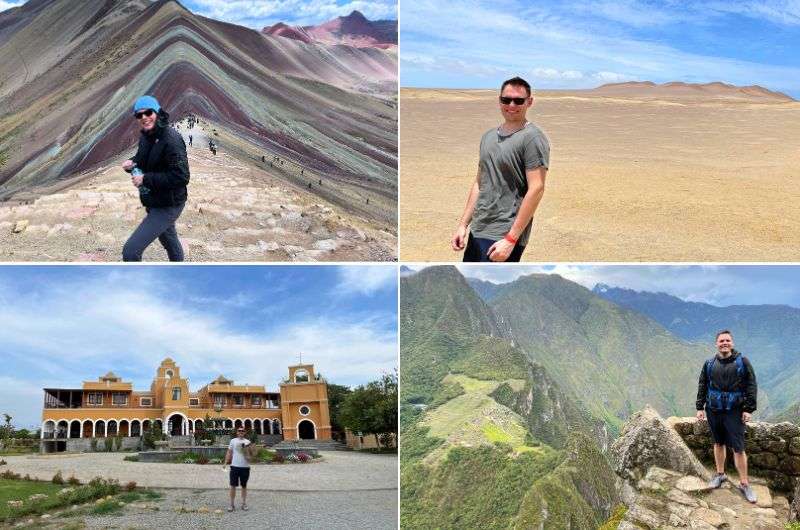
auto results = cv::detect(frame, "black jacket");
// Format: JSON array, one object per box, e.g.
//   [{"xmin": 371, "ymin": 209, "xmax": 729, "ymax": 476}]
[
  {"xmin": 695, "ymin": 349, "xmax": 757, "ymax": 413},
  {"xmin": 129, "ymin": 109, "xmax": 189, "ymax": 208}
]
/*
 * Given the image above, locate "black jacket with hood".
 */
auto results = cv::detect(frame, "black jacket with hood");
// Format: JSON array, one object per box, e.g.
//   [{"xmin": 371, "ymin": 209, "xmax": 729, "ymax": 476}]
[
  {"xmin": 129, "ymin": 109, "xmax": 189, "ymax": 208},
  {"xmin": 695, "ymin": 349, "xmax": 757, "ymax": 413}
]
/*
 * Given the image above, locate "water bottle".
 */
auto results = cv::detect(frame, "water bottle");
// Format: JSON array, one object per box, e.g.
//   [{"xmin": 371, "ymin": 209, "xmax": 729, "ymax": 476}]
[{"xmin": 132, "ymin": 165, "xmax": 150, "ymax": 196}]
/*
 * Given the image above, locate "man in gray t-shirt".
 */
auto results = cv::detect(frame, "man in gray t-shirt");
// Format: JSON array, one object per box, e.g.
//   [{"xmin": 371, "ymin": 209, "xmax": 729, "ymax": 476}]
[
  {"xmin": 451, "ymin": 76, "xmax": 550, "ymax": 262},
  {"xmin": 224, "ymin": 427, "xmax": 252, "ymax": 511}
]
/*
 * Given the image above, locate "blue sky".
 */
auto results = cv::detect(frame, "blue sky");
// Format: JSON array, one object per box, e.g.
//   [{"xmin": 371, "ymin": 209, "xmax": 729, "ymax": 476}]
[
  {"xmin": 0, "ymin": 1, "xmax": 397, "ymax": 27},
  {"xmin": 401, "ymin": 0, "xmax": 800, "ymax": 98},
  {"xmin": 421, "ymin": 265, "xmax": 800, "ymax": 308},
  {"xmin": 0, "ymin": 265, "xmax": 397, "ymax": 430}
]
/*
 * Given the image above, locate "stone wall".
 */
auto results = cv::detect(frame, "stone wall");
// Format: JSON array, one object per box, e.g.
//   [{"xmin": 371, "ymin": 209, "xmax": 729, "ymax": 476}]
[{"xmin": 669, "ymin": 417, "xmax": 800, "ymax": 493}]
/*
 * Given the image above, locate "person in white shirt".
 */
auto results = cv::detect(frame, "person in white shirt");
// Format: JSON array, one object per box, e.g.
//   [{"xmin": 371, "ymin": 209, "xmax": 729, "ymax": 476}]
[{"xmin": 223, "ymin": 427, "xmax": 252, "ymax": 511}]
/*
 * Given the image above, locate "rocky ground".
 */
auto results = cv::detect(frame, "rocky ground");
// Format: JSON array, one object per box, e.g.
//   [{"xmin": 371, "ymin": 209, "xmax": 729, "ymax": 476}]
[
  {"xmin": 610, "ymin": 406, "xmax": 799, "ymax": 529},
  {"xmin": 0, "ymin": 123, "xmax": 396, "ymax": 262},
  {"xmin": 619, "ymin": 466, "xmax": 789, "ymax": 529}
]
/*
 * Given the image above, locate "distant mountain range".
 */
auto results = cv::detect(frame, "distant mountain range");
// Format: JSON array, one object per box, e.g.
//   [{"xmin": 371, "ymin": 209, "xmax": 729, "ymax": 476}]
[
  {"xmin": 0, "ymin": 0, "xmax": 397, "ymax": 219},
  {"xmin": 401, "ymin": 266, "xmax": 618, "ymax": 528},
  {"xmin": 263, "ymin": 10, "xmax": 397, "ymax": 49},
  {"xmin": 590, "ymin": 81, "xmax": 795, "ymax": 102},
  {"xmin": 593, "ymin": 283, "xmax": 800, "ymax": 418}
]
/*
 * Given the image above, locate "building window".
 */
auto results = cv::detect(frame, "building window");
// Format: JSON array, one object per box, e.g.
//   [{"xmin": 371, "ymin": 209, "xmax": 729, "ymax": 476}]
[
  {"xmin": 233, "ymin": 395, "xmax": 243, "ymax": 406},
  {"xmin": 299, "ymin": 405, "xmax": 311, "ymax": 416},
  {"xmin": 214, "ymin": 396, "xmax": 225, "ymax": 408},
  {"xmin": 112, "ymin": 393, "xmax": 128, "ymax": 406},
  {"xmin": 251, "ymin": 396, "xmax": 262, "ymax": 407},
  {"xmin": 294, "ymin": 370, "xmax": 309, "ymax": 383},
  {"xmin": 166, "ymin": 369, "xmax": 174, "ymax": 378},
  {"xmin": 88, "ymin": 393, "xmax": 103, "ymax": 406},
  {"xmin": 172, "ymin": 387, "xmax": 181, "ymax": 400},
  {"xmin": 189, "ymin": 398, "xmax": 199, "ymax": 406},
  {"xmin": 140, "ymin": 397, "xmax": 152, "ymax": 407}
]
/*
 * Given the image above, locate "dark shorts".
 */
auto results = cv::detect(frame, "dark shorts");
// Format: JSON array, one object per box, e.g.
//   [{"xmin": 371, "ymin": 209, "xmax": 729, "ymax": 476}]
[
  {"xmin": 229, "ymin": 466, "xmax": 250, "ymax": 488},
  {"xmin": 706, "ymin": 408, "xmax": 746, "ymax": 453},
  {"xmin": 463, "ymin": 233, "xmax": 525, "ymax": 262}
]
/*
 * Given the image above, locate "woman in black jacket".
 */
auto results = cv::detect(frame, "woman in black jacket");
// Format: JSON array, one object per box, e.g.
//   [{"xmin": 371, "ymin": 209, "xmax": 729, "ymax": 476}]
[{"xmin": 121, "ymin": 95, "xmax": 190, "ymax": 261}]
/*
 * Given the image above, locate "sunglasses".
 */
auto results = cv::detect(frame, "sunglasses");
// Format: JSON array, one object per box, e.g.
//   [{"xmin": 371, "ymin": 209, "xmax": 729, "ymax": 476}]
[
  {"xmin": 499, "ymin": 96, "xmax": 528, "ymax": 105},
  {"xmin": 134, "ymin": 109, "xmax": 155, "ymax": 119}
]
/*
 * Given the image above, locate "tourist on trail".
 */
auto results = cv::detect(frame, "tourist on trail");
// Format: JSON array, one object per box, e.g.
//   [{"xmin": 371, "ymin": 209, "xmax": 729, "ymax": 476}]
[
  {"xmin": 188, "ymin": 134, "xmax": 192, "ymax": 146},
  {"xmin": 696, "ymin": 330, "xmax": 758, "ymax": 503},
  {"xmin": 121, "ymin": 95, "xmax": 189, "ymax": 262},
  {"xmin": 224, "ymin": 427, "xmax": 253, "ymax": 511},
  {"xmin": 451, "ymin": 76, "xmax": 549, "ymax": 262}
]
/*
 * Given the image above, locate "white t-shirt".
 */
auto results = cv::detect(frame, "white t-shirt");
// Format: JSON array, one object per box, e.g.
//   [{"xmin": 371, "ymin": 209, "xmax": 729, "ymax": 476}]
[{"xmin": 228, "ymin": 437, "xmax": 251, "ymax": 468}]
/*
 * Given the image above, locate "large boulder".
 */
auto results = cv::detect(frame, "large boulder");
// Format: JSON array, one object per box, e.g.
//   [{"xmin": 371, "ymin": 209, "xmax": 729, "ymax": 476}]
[
  {"xmin": 792, "ymin": 481, "xmax": 800, "ymax": 522},
  {"xmin": 610, "ymin": 406, "xmax": 710, "ymax": 482}
]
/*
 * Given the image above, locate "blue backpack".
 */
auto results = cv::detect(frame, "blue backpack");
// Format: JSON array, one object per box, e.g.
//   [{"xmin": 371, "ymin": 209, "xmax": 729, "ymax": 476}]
[{"xmin": 705, "ymin": 355, "xmax": 745, "ymax": 411}]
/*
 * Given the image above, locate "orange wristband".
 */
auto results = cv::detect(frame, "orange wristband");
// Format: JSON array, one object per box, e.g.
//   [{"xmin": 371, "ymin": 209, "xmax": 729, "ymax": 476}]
[{"xmin": 504, "ymin": 233, "xmax": 517, "ymax": 245}]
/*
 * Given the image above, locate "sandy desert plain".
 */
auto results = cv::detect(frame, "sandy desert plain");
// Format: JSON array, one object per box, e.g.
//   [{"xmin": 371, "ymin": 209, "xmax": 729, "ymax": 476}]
[{"xmin": 400, "ymin": 84, "xmax": 800, "ymax": 261}]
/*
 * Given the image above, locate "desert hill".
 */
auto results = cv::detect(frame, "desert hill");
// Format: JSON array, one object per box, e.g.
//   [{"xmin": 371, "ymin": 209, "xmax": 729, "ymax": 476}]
[
  {"xmin": 590, "ymin": 80, "xmax": 795, "ymax": 102},
  {"xmin": 0, "ymin": 0, "xmax": 397, "ymax": 240}
]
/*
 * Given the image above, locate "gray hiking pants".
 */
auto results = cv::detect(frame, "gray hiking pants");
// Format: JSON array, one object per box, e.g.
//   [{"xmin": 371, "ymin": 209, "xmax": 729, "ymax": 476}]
[{"xmin": 122, "ymin": 204, "xmax": 185, "ymax": 262}]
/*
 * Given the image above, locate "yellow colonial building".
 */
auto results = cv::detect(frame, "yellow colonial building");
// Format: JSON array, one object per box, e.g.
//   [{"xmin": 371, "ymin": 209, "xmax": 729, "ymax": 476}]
[{"xmin": 41, "ymin": 358, "xmax": 330, "ymax": 451}]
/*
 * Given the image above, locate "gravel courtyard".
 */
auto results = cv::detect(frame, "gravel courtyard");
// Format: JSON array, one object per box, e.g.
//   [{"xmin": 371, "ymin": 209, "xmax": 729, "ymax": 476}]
[
  {"xmin": 2, "ymin": 451, "xmax": 397, "ymax": 491},
  {"xmin": 3, "ymin": 451, "xmax": 398, "ymax": 528}
]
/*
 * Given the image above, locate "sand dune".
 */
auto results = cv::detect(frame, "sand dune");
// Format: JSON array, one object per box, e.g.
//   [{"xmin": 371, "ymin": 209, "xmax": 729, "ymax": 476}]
[{"xmin": 400, "ymin": 88, "xmax": 800, "ymax": 261}]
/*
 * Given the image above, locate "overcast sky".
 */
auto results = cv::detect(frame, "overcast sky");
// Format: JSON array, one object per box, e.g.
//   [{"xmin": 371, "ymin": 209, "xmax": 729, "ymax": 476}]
[
  {"xmin": 0, "ymin": 1, "xmax": 397, "ymax": 27},
  {"xmin": 0, "ymin": 265, "xmax": 397, "ymax": 430},
  {"xmin": 402, "ymin": 264, "xmax": 800, "ymax": 308},
  {"xmin": 401, "ymin": 0, "xmax": 800, "ymax": 98}
]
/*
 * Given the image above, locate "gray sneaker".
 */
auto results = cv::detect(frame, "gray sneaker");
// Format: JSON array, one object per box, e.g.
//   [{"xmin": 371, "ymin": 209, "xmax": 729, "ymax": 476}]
[
  {"xmin": 738, "ymin": 483, "xmax": 757, "ymax": 503},
  {"xmin": 709, "ymin": 473, "xmax": 728, "ymax": 488}
]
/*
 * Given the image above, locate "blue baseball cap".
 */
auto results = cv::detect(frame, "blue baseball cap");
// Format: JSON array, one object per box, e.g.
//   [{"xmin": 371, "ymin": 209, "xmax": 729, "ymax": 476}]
[{"xmin": 133, "ymin": 95, "xmax": 161, "ymax": 115}]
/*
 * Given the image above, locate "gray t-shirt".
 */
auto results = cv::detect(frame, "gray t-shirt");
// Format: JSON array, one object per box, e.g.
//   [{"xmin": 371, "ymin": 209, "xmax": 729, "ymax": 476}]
[
  {"xmin": 228, "ymin": 437, "xmax": 251, "ymax": 468},
  {"xmin": 470, "ymin": 122, "xmax": 550, "ymax": 246}
]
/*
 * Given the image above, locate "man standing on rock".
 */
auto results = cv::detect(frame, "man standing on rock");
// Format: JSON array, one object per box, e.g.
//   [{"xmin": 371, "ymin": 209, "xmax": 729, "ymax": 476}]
[
  {"xmin": 450, "ymin": 76, "xmax": 549, "ymax": 262},
  {"xmin": 696, "ymin": 330, "xmax": 758, "ymax": 503},
  {"xmin": 121, "ymin": 95, "xmax": 190, "ymax": 261}
]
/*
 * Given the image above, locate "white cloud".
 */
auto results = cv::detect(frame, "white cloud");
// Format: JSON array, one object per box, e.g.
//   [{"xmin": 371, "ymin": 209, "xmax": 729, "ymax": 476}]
[
  {"xmin": 400, "ymin": 0, "xmax": 800, "ymax": 92},
  {"xmin": 0, "ymin": 1, "xmax": 23, "ymax": 12},
  {"xmin": 337, "ymin": 265, "xmax": 397, "ymax": 295},
  {"xmin": 532, "ymin": 68, "xmax": 584, "ymax": 80},
  {"xmin": 0, "ymin": 273, "xmax": 397, "ymax": 428}
]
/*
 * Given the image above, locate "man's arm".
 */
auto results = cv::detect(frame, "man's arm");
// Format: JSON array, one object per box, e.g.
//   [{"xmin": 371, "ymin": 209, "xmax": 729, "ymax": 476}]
[
  {"xmin": 487, "ymin": 166, "xmax": 546, "ymax": 261},
  {"xmin": 451, "ymin": 168, "xmax": 480, "ymax": 251},
  {"xmin": 742, "ymin": 357, "xmax": 757, "ymax": 414},
  {"xmin": 225, "ymin": 448, "xmax": 232, "ymax": 465},
  {"xmin": 695, "ymin": 362, "xmax": 708, "ymax": 419}
]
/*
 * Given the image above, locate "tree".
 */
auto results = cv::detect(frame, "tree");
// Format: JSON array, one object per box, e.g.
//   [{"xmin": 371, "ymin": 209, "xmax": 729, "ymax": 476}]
[
  {"xmin": 339, "ymin": 371, "xmax": 398, "ymax": 448},
  {"xmin": 326, "ymin": 383, "xmax": 353, "ymax": 441},
  {"xmin": 0, "ymin": 413, "xmax": 12, "ymax": 440}
]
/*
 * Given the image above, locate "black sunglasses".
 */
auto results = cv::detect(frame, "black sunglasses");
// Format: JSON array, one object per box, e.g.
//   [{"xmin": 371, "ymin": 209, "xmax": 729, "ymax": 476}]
[
  {"xmin": 499, "ymin": 96, "xmax": 528, "ymax": 105},
  {"xmin": 135, "ymin": 109, "xmax": 155, "ymax": 119}
]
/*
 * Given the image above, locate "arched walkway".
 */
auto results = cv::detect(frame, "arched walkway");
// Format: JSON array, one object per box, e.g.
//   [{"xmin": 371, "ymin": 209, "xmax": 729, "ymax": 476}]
[
  {"xmin": 119, "ymin": 420, "xmax": 129, "ymax": 437},
  {"xmin": 69, "ymin": 420, "xmax": 81, "ymax": 438},
  {"xmin": 272, "ymin": 419, "xmax": 281, "ymax": 435},
  {"xmin": 166, "ymin": 413, "xmax": 187, "ymax": 436},
  {"xmin": 131, "ymin": 420, "xmax": 141, "ymax": 437},
  {"xmin": 107, "ymin": 420, "xmax": 118, "ymax": 436},
  {"xmin": 95, "ymin": 420, "xmax": 106, "ymax": 437},
  {"xmin": 82, "ymin": 420, "xmax": 93, "ymax": 438}
]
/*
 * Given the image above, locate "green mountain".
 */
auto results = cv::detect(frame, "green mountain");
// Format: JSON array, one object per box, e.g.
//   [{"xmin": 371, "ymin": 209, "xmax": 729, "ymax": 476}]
[
  {"xmin": 488, "ymin": 274, "xmax": 709, "ymax": 431},
  {"xmin": 400, "ymin": 266, "xmax": 619, "ymax": 529},
  {"xmin": 594, "ymin": 284, "xmax": 800, "ymax": 416}
]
